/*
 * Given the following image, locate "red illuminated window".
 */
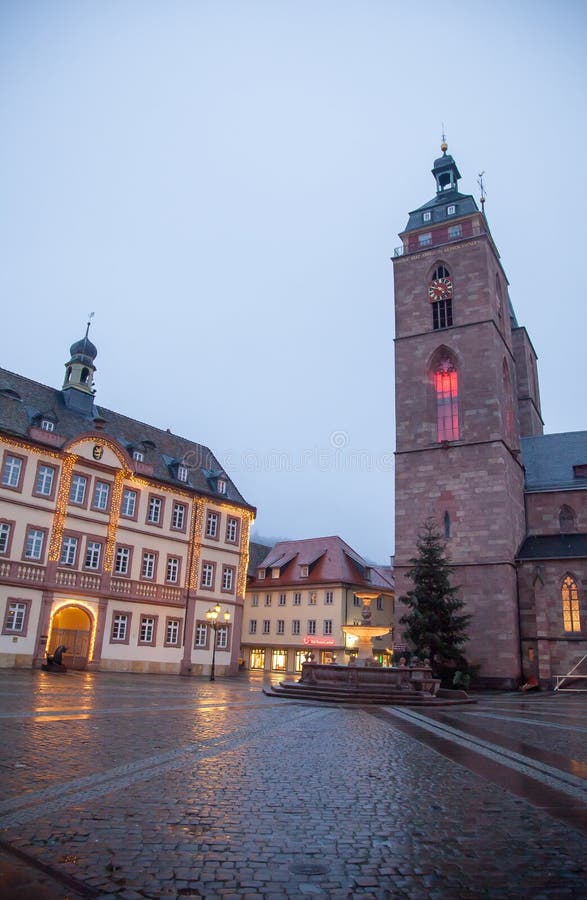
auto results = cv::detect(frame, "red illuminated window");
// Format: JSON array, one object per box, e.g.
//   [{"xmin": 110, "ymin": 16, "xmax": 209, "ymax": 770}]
[
  {"xmin": 562, "ymin": 576, "xmax": 581, "ymax": 633},
  {"xmin": 434, "ymin": 360, "xmax": 459, "ymax": 442}
]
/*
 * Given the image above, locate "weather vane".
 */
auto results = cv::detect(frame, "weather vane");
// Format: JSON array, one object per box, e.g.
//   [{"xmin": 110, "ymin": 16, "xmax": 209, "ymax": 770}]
[
  {"xmin": 477, "ymin": 171, "xmax": 486, "ymax": 214},
  {"xmin": 85, "ymin": 311, "xmax": 95, "ymax": 338},
  {"xmin": 441, "ymin": 122, "xmax": 447, "ymax": 152}
]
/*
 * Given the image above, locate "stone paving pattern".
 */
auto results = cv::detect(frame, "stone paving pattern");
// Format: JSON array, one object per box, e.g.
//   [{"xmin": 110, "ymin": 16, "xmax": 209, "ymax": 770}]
[{"xmin": 0, "ymin": 671, "xmax": 585, "ymax": 899}]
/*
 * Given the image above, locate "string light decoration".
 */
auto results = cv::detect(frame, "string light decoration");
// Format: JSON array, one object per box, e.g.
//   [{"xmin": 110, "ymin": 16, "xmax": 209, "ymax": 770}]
[
  {"xmin": 188, "ymin": 499, "xmax": 204, "ymax": 590},
  {"xmin": 103, "ymin": 469, "xmax": 126, "ymax": 573},
  {"xmin": 45, "ymin": 600, "xmax": 97, "ymax": 662},
  {"xmin": 48, "ymin": 454, "xmax": 76, "ymax": 562}
]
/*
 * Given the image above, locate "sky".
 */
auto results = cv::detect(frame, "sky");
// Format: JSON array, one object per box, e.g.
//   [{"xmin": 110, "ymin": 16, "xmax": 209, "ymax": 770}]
[{"xmin": 1, "ymin": 0, "xmax": 586, "ymax": 563}]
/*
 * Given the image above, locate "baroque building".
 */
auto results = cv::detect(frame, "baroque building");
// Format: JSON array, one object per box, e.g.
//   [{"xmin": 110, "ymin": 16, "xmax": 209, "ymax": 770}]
[
  {"xmin": 392, "ymin": 142, "xmax": 587, "ymax": 688},
  {"xmin": 242, "ymin": 536, "xmax": 394, "ymax": 674},
  {"xmin": 0, "ymin": 330, "xmax": 255, "ymax": 676}
]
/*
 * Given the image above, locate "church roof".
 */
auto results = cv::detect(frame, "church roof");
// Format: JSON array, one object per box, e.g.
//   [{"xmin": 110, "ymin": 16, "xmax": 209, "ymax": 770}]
[
  {"xmin": 517, "ymin": 534, "xmax": 587, "ymax": 560},
  {"xmin": 521, "ymin": 431, "xmax": 587, "ymax": 491},
  {"xmin": 404, "ymin": 191, "xmax": 478, "ymax": 233},
  {"xmin": 0, "ymin": 366, "xmax": 253, "ymax": 510}
]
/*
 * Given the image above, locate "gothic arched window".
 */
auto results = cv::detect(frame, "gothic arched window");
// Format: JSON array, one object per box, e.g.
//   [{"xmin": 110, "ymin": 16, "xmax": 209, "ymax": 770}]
[
  {"xmin": 559, "ymin": 505, "xmax": 575, "ymax": 533},
  {"xmin": 561, "ymin": 575, "xmax": 581, "ymax": 633},
  {"xmin": 502, "ymin": 359, "xmax": 515, "ymax": 445},
  {"xmin": 444, "ymin": 511, "xmax": 451, "ymax": 539},
  {"xmin": 429, "ymin": 265, "xmax": 453, "ymax": 331},
  {"xmin": 434, "ymin": 358, "xmax": 459, "ymax": 442}
]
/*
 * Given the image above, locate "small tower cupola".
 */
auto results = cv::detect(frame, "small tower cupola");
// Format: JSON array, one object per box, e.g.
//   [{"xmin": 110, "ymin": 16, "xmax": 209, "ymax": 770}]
[
  {"xmin": 432, "ymin": 140, "xmax": 461, "ymax": 195},
  {"xmin": 62, "ymin": 319, "xmax": 98, "ymax": 414}
]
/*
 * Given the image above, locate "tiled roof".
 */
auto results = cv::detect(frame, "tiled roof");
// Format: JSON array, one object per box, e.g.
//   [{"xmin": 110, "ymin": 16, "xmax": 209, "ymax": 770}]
[
  {"xmin": 0, "ymin": 367, "xmax": 254, "ymax": 510},
  {"xmin": 247, "ymin": 541, "xmax": 273, "ymax": 576},
  {"xmin": 521, "ymin": 431, "xmax": 587, "ymax": 492},
  {"xmin": 517, "ymin": 534, "xmax": 587, "ymax": 560},
  {"xmin": 251, "ymin": 536, "xmax": 395, "ymax": 591}
]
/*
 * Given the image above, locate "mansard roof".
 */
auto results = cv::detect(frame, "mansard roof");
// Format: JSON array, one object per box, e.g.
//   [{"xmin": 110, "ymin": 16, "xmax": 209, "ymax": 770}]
[
  {"xmin": 250, "ymin": 535, "xmax": 395, "ymax": 591},
  {"xmin": 0, "ymin": 366, "xmax": 253, "ymax": 510},
  {"xmin": 521, "ymin": 431, "xmax": 587, "ymax": 492}
]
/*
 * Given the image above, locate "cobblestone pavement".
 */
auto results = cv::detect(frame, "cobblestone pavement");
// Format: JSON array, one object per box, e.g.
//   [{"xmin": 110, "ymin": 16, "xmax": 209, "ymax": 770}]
[{"xmin": 0, "ymin": 671, "xmax": 585, "ymax": 899}]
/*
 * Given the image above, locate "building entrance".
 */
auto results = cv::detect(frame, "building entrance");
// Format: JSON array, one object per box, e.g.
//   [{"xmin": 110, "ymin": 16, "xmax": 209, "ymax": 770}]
[{"xmin": 48, "ymin": 606, "xmax": 92, "ymax": 670}]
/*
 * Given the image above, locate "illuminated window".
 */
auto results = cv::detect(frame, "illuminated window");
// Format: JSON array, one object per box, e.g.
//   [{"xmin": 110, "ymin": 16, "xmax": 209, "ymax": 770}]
[
  {"xmin": 271, "ymin": 648, "xmax": 287, "ymax": 671},
  {"xmin": 309, "ymin": 592, "xmax": 317, "ymax": 605},
  {"xmin": 250, "ymin": 648, "xmax": 265, "ymax": 669},
  {"xmin": 562, "ymin": 576, "xmax": 581, "ymax": 632},
  {"xmin": 559, "ymin": 506, "xmax": 575, "ymax": 532},
  {"xmin": 434, "ymin": 359, "xmax": 459, "ymax": 442}
]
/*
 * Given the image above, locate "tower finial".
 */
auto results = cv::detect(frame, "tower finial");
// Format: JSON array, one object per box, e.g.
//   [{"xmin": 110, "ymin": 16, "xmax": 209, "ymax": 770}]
[
  {"xmin": 440, "ymin": 123, "xmax": 448, "ymax": 154},
  {"xmin": 477, "ymin": 171, "xmax": 486, "ymax": 214},
  {"xmin": 85, "ymin": 311, "xmax": 95, "ymax": 340}
]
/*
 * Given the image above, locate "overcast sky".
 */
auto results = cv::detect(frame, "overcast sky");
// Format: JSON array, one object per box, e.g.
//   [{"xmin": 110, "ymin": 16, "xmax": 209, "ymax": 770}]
[{"xmin": 1, "ymin": 1, "xmax": 586, "ymax": 563}]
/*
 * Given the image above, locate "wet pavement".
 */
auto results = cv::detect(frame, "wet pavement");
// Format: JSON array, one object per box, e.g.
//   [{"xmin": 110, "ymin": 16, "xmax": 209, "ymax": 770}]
[{"xmin": 0, "ymin": 670, "xmax": 585, "ymax": 899}]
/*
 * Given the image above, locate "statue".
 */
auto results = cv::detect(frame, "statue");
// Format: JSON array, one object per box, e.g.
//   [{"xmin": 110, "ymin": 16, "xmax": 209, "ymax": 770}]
[{"xmin": 42, "ymin": 645, "xmax": 68, "ymax": 673}]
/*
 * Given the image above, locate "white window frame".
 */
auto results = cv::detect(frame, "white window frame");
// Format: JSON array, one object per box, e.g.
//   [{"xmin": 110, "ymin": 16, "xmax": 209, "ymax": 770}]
[
  {"xmin": 277, "ymin": 619, "xmax": 285, "ymax": 635},
  {"xmin": 167, "ymin": 557, "xmax": 180, "ymax": 584},
  {"xmin": 121, "ymin": 488, "xmax": 137, "ymax": 518},
  {"xmin": 5, "ymin": 601, "xmax": 27, "ymax": 632},
  {"xmin": 201, "ymin": 563, "xmax": 214, "ymax": 588},
  {"xmin": 206, "ymin": 511, "xmax": 218, "ymax": 538},
  {"xmin": 325, "ymin": 590, "xmax": 333, "ymax": 605},
  {"xmin": 0, "ymin": 522, "xmax": 12, "ymax": 554},
  {"xmin": 114, "ymin": 546, "xmax": 130, "ymax": 576},
  {"xmin": 147, "ymin": 496, "xmax": 162, "ymax": 524},
  {"xmin": 172, "ymin": 502, "xmax": 186, "ymax": 530},
  {"xmin": 262, "ymin": 619, "xmax": 271, "ymax": 635},
  {"xmin": 2, "ymin": 455, "xmax": 22, "ymax": 488},
  {"xmin": 249, "ymin": 619, "xmax": 257, "ymax": 634},
  {"xmin": 133, "ymin": 450, "xmax": 144, "ymax": 462},
  {"xmin": 177, "ymin": 465, "xmax": 188, "ymax": 482},
  {"xmin": 323, "ymin": 619, "xmax": 333, "ymax": 635},
  {"xmin": 226, "ymin": 517, "xmax": 238, "ymax": 543},
  {"xmin": 93, "ymin": 481, "xmax": 110, "ymax": 511},
  {"xmin": 307, "ymin": 619, "xmax": 317, "ymax": 635},
  {"xmin": 251, "ymin": 593, "xmax": 259, "ymax": 607},
  {"xmin": 222, "ymin": 566, "xmax": 233, "ymax": 591},
  {"xmin": 216, "ymin": 625, "xmax": 229, "ymax": 648},
  {"xmin": 70, "ymin": 475, "xmax": 87, "ymax": 505},
  {"xmin": 140, "ymin": 617, "xmax": 155, "ymax": 643},
  {"xmin": 166, "ymin": 619, "xmax": 180, "ymax": 645},
  {"xmin": 60, "ymin": 536, "xmax": 78, "ymax": 566},
  {"xmin": 85, "ymin": 541, "xmax": 102, "ymax": 570},
  {"xmin": 142, "ymin": 552, "xmax": 156, "ymax": 579},
  {"xmin": 112, "ymin": 613, "xmax": 128, "ymax": 641},
  {"xmin": 447, "ymin": 204, "xmax": 456, "ymax": 215},
  {"xmin": 292, "ymin": 619, "xmax": 301, "ymax": 635},
  {"xmin": 195, "ymin": 622, "xmax": 208, "ymax": 647},
  {"xmin": 293, "ymin": 592, "xmax": 301, "ymax": 606},
  {"xmin": 25, "ymin": 528, "xmax": 44, "ymax": 561},
  {"xmin": 35, "ymin": 465, "xmax": 55, "ymax": 496},
  {"xmin": 41, "ymin": 419, "xmax": 55, "ymax": 432},
  {"xmin": 422, "ymin": 211, "xmax": 432, "ymax": 222}
]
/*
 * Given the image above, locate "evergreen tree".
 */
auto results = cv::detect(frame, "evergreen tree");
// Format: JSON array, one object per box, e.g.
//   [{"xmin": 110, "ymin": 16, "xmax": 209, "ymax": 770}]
[{"xmin": 399, "ymin": 518, "xmax": 471, "ymax": 680}]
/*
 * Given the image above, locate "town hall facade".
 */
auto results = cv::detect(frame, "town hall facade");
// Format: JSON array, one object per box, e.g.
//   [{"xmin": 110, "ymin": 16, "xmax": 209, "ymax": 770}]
[{"xmin": 392, "ymin": 142, "xmax": 586, "ymax": 688}]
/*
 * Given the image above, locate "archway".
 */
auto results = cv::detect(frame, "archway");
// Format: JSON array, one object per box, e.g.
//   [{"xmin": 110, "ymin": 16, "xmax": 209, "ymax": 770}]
[{"xmin": 48, "ymin": 605, "xmax": 92, "ymax": 670}]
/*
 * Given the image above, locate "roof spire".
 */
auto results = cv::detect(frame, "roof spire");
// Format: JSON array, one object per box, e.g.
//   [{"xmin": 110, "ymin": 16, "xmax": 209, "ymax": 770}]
[{"xmin": 85, "ymin": 311, "xmax": 94, "ymax": 340}]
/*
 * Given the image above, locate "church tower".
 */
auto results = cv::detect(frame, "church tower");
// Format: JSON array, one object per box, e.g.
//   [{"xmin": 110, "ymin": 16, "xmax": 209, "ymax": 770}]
[
  {"xmin": 392, "ymin": 142, "xmax": 540, "ymax": 687},
  {"xmin": 61, "ymin": 321, "xmax": 98, "ymax": 415}
]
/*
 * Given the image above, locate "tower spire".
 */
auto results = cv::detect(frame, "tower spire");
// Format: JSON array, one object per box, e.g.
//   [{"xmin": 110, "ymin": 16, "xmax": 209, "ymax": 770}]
[{"xmin": 477, "ymin": 171, "xmax": 486, "ymax": 214}]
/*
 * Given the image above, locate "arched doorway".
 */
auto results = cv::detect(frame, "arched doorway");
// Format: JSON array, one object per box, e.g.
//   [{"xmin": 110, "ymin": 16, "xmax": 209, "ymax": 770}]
[{"xmin": 48, "ymin": 606, "xmax": 92, "ymax": 670}]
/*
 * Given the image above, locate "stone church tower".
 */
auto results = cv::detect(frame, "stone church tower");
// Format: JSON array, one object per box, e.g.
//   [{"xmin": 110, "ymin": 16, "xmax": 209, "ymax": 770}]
[{"xmin": 392, "ymin": 142, "xmax": 543, "ymax": 687}]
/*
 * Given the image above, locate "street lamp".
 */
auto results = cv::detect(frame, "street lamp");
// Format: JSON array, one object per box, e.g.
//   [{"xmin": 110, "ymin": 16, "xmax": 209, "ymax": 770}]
[{"xmin": 205, "ymin": 603, "xmax": 231, "ymax": 682}]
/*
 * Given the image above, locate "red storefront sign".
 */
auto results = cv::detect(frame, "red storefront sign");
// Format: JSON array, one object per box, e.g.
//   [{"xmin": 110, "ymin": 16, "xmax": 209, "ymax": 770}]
[{"xmin": 303, "ymin": 636, "xmax": 336, "ymax": 647}]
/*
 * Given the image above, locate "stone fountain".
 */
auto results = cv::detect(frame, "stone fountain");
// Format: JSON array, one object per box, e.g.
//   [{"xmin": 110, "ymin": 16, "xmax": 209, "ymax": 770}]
[{"xmin": 341, "ymin": 593, "xmax": 390, "ymax": 665}]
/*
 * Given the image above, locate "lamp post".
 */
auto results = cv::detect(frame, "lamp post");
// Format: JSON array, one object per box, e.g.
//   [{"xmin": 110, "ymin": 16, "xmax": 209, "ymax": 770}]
[{"xmin": 205, "ymin": 603, "xmax": 231, "ymax": 682}]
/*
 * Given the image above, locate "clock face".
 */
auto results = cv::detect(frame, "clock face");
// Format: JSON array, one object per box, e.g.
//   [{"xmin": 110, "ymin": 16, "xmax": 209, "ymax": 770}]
[{"xmin": 428, "ymin": 277, "xmax": 453, "ymax": 301}]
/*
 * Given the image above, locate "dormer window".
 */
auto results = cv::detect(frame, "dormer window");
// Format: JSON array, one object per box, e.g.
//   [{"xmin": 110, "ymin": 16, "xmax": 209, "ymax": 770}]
[
  {"xmin": 573, "ymin": 465, "xmax": 587, "ymax": 479},
  {"xmin": 41, "ymin": 419, "xmax": 55, "ymax": 432},
  {"xmin": 272, "ymin": 567, "xmax": 280, "ymax": 579},
  {"xmin": 300, "ymin": 565, "xmax": 309, "ymax": 578},
  {"xmin": 447, "ymin": 205, "xmax": 456, "ymax": 215},
  {"xmin": 364, "ymin": 567, "xmax": 372, "ymax": 582},
  {"xmin": 133, "ymin": 450, "xmax": 144, "ymax": 462},
  {"xmin": 217, "ymin": 478, "xmax": 226, "ymax": 494},
  {"xmin": 177, "ymin": 465, "xmax": 188, "ymax": 482},
  {"xmin": 257, "ymin": 568, "xmax": 266, "ymax": 580},
  {"xmin": 422, "ymin": 211, "xmax": 431, "ymax": 222}
]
